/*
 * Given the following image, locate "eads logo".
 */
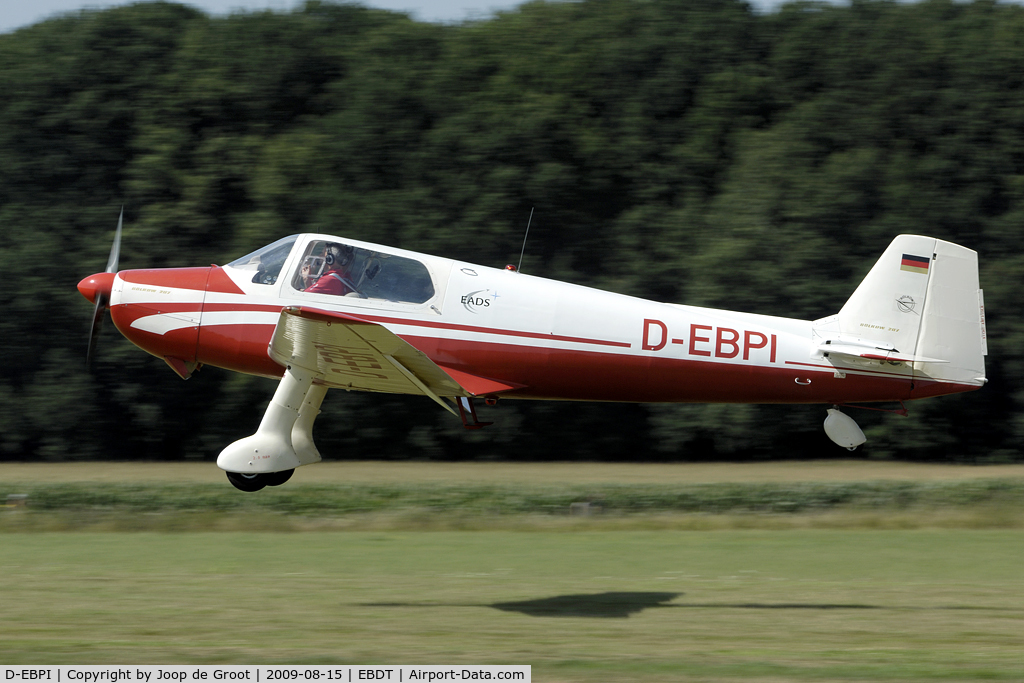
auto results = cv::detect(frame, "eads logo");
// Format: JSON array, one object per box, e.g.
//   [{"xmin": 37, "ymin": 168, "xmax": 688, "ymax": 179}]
[{"xmin": 461, "ymin": 289, "xmax": 498, "ymax": 313}]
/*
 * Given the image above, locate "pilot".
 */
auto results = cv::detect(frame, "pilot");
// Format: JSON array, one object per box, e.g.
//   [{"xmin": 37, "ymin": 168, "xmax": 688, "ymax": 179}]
[{"xmin": 301, "ymin": 243, "xmax": 358, "ymax": 296}]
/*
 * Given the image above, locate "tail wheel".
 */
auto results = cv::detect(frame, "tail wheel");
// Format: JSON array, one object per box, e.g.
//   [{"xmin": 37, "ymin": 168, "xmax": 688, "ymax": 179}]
[{"xmin": 226, "ymin": 471, "xmax": 267, "ymax": 492}]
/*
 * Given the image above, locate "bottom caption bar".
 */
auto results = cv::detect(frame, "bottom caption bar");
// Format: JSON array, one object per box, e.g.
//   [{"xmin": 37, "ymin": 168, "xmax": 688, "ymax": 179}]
[{"xmin": 1, "ymin": 667, "xmax": 530, "ymax": 683}]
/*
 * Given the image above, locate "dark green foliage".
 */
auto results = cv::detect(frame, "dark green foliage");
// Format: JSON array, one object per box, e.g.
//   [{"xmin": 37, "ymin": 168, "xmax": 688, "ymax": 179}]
[{"xmin": 1, "ymin": 0, "xmax": 1022, "ymax": 462}]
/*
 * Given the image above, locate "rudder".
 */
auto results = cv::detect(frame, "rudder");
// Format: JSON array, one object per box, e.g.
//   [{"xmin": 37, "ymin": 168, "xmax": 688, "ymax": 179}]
[{"xmin": 915, "ymin": 238, "xmax": 987, "ymax": 387}]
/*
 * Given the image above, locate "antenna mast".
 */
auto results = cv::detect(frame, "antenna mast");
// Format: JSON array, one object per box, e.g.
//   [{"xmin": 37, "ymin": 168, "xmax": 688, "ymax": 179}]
[{"xmin": 516, "ymin": 207, "xmax": 534, "ymax": 273}]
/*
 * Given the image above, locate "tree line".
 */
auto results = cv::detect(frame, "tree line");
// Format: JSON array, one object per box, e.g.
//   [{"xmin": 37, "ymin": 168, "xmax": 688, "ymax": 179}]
[{"xmin": 1, "ymin": 0, "xmax": 1022, "ymax": 463}]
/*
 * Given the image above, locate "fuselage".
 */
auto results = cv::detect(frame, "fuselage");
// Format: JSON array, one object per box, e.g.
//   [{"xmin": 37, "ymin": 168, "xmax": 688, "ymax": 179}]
[{"xmin": 98, "ymin": 233, "xmax": 973, "ymax": 405}]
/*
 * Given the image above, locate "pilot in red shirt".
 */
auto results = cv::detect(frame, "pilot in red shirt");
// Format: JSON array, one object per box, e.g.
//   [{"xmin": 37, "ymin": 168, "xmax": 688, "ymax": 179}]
[{"xmin": 302, "ymin": 243, "xmax": 358, "ymax": 295}]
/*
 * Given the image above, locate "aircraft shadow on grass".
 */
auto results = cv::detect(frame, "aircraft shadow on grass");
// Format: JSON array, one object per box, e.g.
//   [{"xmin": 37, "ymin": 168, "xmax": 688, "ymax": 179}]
[
  {"xmin": 492, "ymin": 592, "xmax": 681, "ymax": 618},
  {"xmin": 362, "ymin": 593, "xmax": 886, "ymax": 619},
  {"xmin": 489, "ymin": 594, "xmax": 885, "ymax": 618},
  {"xmin": 360, "ymin": 592, "xmax": 681, "ymax": 619}
]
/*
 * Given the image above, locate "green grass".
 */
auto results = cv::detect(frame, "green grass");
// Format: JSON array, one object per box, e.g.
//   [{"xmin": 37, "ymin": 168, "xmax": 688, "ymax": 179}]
[
  {"xmin": 1, "ymin": 530, "xmax": 1023, "ymax": 681},
  {"xmin": 2, "ymin": 462, "xmax": 1023, "ymax": 679}
]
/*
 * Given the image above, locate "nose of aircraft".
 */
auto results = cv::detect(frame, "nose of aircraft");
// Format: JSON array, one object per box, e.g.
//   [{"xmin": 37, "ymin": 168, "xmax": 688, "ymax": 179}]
[{"xmin": 78, "ymin": 272, "xmax": 116, "ymax": 305}]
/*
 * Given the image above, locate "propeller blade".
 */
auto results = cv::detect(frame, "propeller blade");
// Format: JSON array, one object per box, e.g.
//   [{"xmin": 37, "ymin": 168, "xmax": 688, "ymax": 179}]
[
  {"xmin": 86, "ymin": 293, "xmax": 108, "ymax": 368},
  {"xmin": 105, "ymin": 206, "xmax": 123, "ymax": 273},
  {"xmin": 86, "ymin": 208, "xmax": 123, "ymax": 367}
]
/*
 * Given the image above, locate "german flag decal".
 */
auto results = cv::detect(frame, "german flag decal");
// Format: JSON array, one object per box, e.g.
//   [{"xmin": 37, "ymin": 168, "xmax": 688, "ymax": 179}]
[{"xmin": 900, "ymin": 254, "xmax": 930, "ymax": 274}]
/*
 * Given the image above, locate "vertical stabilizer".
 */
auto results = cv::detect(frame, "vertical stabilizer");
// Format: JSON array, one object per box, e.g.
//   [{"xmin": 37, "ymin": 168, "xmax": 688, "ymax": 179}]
[
  {"xmin": 814, "ymin": 235, "xmax": 986, "ymax": 389},
  {"xmin": 833, "ymin": 235, "xmax": 937, "ymax": 355}
]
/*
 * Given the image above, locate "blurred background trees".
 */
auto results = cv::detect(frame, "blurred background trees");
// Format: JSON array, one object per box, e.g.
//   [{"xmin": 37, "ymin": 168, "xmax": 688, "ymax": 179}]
[{"xmin": 1, "ymin": 0, "xmax": 1021, "ymax": 463}]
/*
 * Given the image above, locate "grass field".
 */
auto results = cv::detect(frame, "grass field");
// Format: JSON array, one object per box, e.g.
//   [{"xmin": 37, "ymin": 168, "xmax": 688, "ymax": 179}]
[
  {"xmin": 2, "ymin": 530, "xmax": 1022, "ymax": 680},
  {"xmin": 2, "ymin": 462, "xmax": 1023, "ymax": 680}
]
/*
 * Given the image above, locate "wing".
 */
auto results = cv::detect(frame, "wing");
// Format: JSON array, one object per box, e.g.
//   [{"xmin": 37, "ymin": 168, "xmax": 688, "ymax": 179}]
[{"xmin": 267, "ymin": 306, "xmax": 520, "ymax": 413}]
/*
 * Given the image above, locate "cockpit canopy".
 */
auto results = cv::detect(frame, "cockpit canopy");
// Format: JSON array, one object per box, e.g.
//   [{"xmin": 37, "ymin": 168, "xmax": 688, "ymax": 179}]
[{"xmin": 227, "ymin": 234, "xmax": 437, "ymax": 305}]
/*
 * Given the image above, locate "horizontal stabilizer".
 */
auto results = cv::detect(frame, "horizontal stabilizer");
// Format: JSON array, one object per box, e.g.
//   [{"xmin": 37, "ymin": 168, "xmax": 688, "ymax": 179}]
[{"xmin": 818, "ymin": 341, "xmax": 948, "ymax": 365}]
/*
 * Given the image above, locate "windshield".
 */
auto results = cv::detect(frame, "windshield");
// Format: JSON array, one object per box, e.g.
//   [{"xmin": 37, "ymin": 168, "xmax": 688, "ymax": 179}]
[{"xmin": 227, "ymin": 235, "xmax": 298, "ymax": 285}]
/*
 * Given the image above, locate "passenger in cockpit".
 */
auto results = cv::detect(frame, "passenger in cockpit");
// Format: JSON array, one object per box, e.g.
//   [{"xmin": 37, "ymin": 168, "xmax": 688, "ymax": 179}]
[{"xmin": 301, "ymin": 243, "xmax": 359, "ymax": 296}]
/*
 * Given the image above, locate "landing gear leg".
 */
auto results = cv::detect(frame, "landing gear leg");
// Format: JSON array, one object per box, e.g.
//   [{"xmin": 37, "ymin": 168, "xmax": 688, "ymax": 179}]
[
  {"xmin": 217, "ymin": 364, "xmax": 316, "ymax": 483},
  {"xmin": 292, "ymin": 383, "xmax": 328, "ymax": 466}
]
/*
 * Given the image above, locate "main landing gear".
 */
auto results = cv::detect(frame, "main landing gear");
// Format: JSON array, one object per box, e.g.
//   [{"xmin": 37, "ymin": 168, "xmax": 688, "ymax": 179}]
[
  {"xmin": 218, "ymin": 364, "xmax": 327, "ymax": 492},
  {"xmin": 225, "ymin": 469, "xmax": 294, "ymax": 492}
]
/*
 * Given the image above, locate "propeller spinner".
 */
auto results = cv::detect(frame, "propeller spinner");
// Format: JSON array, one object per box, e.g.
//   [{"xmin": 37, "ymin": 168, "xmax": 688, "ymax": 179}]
[{"xmin": 78, "ymin": 208, "xmax": 123, "ymax": 366}]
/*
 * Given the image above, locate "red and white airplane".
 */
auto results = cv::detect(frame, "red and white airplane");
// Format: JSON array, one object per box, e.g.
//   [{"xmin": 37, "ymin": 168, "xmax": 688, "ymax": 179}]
[{"xmin": 78, "ymin": 213, "xmax": 987, "ymax": 491}]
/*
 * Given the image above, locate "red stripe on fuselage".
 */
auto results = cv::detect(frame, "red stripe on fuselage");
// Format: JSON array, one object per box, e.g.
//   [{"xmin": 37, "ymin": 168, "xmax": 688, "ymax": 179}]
[{"xmin": 357, "ymin": 312, "xmax": 632, "ymax": 349}]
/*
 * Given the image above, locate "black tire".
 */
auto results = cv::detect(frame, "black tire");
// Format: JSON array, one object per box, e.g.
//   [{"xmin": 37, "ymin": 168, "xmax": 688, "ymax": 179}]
[
  {"xmin": 264, "ymin": 469, "xmax": 294, "ymax": 487},
  {"xmin": 226, "ymin": 471, "xmax": 266, "ymax": 492}
]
